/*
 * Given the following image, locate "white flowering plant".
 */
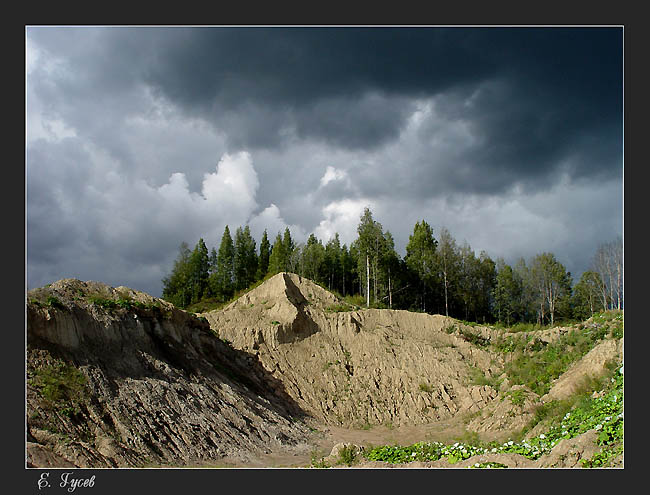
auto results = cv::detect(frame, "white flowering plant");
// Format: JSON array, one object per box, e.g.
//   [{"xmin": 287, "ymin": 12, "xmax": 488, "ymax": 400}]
[{"xmin": 361, "ymin": 365, "xmax": 623, "ymax": 467}]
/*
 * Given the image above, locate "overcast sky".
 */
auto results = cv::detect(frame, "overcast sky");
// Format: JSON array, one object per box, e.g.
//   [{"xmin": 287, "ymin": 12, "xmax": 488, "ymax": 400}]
[{"xmin": 26, "ymin": 26, "xmax": 623, "ymax": 297}]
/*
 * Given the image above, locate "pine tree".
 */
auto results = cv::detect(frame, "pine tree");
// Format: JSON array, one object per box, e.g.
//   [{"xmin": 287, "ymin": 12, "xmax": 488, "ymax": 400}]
[
  {"xmin": 325, "ymin": 233, "xmax": 342, "ymax": 291},
  {"xmin": 268, "ymin": 232, "xmax": 286, "ymax": 275},
  {"xmin": 211, "ymin": 226, "xmax": 235, "ymax": 301},
  {"xmin": 189, "ymin": 238, "xmax": 210, "ymax": 304},
  {"xmin": 234, "ymin": 226, "xmax": 258, "ymax": 291},
  {"xmin": 282, "ymin": 227, "xmax": 296, "ymax": 272},
  {"xmin": 257, "ymin": 229, "xmax": 271, "ymax": 280}
]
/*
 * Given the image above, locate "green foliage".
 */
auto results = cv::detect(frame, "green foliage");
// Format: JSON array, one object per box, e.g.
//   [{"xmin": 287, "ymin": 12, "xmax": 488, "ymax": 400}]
[
  {"xmin": 468, "ymin": 368, "xmax": 502, "ymax": 388},
  {"xmin": 88, "ymin": 296, "xmax": 117, "ymax": 309},
  {"xmin": 210, "ymin": 226, "xmax": 235, "ymax": 301},
  {"xmin": 234, "ymin": 226, "xmax": 258, "ymax": 291},
  {"xmin": 405, "ymin": 219, "xmax": 437, "ymax": 312},
  {"xmin": 444, "ymin": 324, "xmax": 457, "ymax": 334},
  {"xmin": 310, "ymin": 451, "xmax": 329, "ymax": 468},
  {"xmin": 325, "ymin": 302, "xmax": 355, "ymax": 313},
  {"xmin": 158, "ymin": 217, "xmax": 616, "ymax": 329},
  {"xmin": 503, "ymin": 325, "xmax": 614, "ymax": 395},
  {"xmin": 31, "ymin": 362, "xmax": 87, "ymax": 406},
  {"xmin": 257, "ymin": 229, "xmax": 271, "ymax": 280},
  {"xmin": 337, "ymin": 445, "xmax": 358, "ymax": 466},
  {"xmin": 418, "ymin": 383, "xmax": 434, "ymax": 393},
  {"xmin": 46, "ymin": 296, "xmax": 65, "ymax": 310},
  {"xmin": 581, "ymin": 444, "xmax": 624, "ymax": 468},
  {"xmin": 469, "ymin": 462, "xmax": 508, "ymax": 469},
  {"xmin": 362, "ymin": 365, "xmax": 623, "ymax": 467},
  {"xmin": 459, "ymin": 329, "xmax": 489, "ymax": 347},
  {"xmin": 342, "ymin": 294, "xmax": 365, "ymax": 308},
  {"xmin": 506, "ymin": 389, "xmax": 528, "ymax": 406}
]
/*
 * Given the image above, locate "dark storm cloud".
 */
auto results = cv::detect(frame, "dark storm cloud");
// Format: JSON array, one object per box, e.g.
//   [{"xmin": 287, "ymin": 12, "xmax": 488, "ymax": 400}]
[
  {"xmin": 140, "ymin": 27, "xmax": 621, "ymax": 194},
  {"xmin": 26, "ymin": 26, "xmax": 623, "ymax": 296},
  {"xmin": 28, "ymin": 27, "xmax": 622, "ymax": 189}
]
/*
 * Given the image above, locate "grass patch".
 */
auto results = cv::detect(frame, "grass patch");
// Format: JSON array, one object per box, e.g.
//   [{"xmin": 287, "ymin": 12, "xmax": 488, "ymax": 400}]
[
  {"xmin": 363, "ymin": 364, "xmax": 623, "ymax": 466},
  {"xmin": 459, "ymin": 329, "xmax": 490, "ymax": 347},
  {"xmin": 418, "ymin": 383, "xmax": 435, "ymax": 393},
  {"xmin": 310, "ymin": 450, "xmax": 330, "ymax": 468},
  {"xmin": 46, "ymin": 296, "xmax": 66, "ymax": 310},
  {"xmin": 505, "ymin": 389, "xmax": 528, "ymax": 406},
  {"xmin": 87, "ymin": 296, "xmax": 117, "ymax": 309},
  {"xmin": 502, "ymin": 325, "xmax": 614, "ymax": 396},
  {"xmin": 468, "ymin": 367, "xmax": 502, "ymax": 388},
  {"xmin": 325, "ymin": 302, "xmax": 354, "ymax": 313},
  {"xmin": 29, "ymin": 361, "xmax": 87, "ymax": 417},
  {"xmin": 336, "ymin": 445, "xmax": 359, "ymax": 466}
]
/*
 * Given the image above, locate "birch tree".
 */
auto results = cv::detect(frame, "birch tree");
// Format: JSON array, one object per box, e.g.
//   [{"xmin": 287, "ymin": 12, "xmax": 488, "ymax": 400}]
[{"xmin": 435, "ymin": 227, "xmax": 458, "ymax": 317}]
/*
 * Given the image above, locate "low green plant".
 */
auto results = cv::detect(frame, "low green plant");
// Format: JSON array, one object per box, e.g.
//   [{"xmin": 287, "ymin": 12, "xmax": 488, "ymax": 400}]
[
  {"xmin": 88, "ymin": 296, "xmax": 117, "ymax": 309},
  {"xmin": 459, "ymin": 329, "xmax": 489, "ymax": 347},
  {"xmin": 502, "ymin": 326, "xmax": 613, "ymax": 396},
  {"xmin": 581, "ymin": 444, "xmax": 624, "ymax": 468},
  {"xmin": 444, "ymin": 324, "xmax": 457, "ymax": 334},
  {"xmin": 362, "ymin": 365, "xmax": 623, "ymax": 466},
  {"xmin": 469, "ymin": 461, "xmax": 508, "ymax": 469},
  {"xmin": 506, "ymin": 389, "xmax": 528, "ymax": 406},
  {"xmin": 325, "ymin": 303, "xmax": 352, "ymax": 313},
  {"xmin": 46, "ymin": 296, "xmax": 65, "ymax": 310},
  {"xmin": 419, "ymin": 383, "xmax": 434, "ymax": 393},
  {"xmin": 31, "ymin": 362, "xmax": 87, "ymax": 407},
  {"xmin": 337, "ymin": 445, "xmax": 358, "ymax": 466},
  {"xmin": 116, "ymin": 298, "xmax": 134, "ymax": 309},
  {"xmin": 310, "ymin": 451, "xmax": 329, "ymax": 468},
  {"xmin": 342, "ymin": 294, "xmax": 365, "ymax": 308},
  {"xmin": 468, "ymin": 368, "xmax": 501, "ymax": 388}
]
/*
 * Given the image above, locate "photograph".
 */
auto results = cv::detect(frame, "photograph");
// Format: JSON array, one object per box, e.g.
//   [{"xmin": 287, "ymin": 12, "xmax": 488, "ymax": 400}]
[{"xmin": 25, "ymin": 25, "xmax": 624, "ymax": 477}]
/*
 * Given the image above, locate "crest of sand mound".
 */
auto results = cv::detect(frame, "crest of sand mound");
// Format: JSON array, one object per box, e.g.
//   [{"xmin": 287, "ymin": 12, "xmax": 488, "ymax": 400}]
[{"xmin": 202, "ymin": 273, "xmax": 505, "ymax": 428}]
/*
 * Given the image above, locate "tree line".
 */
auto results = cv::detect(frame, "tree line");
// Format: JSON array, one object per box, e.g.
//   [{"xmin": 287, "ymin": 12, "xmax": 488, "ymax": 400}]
[{"xmin": 162, "ymin": 207, "xmax": 623, "ymax": 325}]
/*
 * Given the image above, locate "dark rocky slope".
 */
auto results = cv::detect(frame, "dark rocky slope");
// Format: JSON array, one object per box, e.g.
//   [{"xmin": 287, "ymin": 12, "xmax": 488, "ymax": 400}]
[{"xmin": 26, "ymin": 279, "xmax": 310, "ymax": 468}]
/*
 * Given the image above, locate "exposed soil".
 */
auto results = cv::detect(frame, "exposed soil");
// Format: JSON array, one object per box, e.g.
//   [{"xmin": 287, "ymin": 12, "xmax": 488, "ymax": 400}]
[{"xmin": 26, "ymin": 273, "xmax": 623, "ymax": 469}]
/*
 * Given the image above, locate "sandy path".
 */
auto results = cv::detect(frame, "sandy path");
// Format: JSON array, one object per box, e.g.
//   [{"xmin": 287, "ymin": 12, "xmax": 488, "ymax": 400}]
[{"xmin": 210, "ymin": 414, "xmax": 516, "ymax": 468}]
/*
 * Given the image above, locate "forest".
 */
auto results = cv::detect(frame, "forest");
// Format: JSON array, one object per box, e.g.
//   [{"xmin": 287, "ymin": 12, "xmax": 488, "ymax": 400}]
[{"xmin": 161, "ymin": 207, "xmax": 623, "ymax": 326}]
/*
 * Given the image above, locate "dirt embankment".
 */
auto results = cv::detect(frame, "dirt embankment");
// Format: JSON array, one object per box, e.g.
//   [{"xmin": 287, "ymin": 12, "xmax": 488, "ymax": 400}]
[
  {"xmin": 202, "ymin": 273, "xmax": 507, "ymax": 429},
  {"xmin": 27, "ymin": 274, "xmax": 623, "ymax": 468},
  {"xmin": 26, "ymin": 279, "xmax": 313, "ymax": 468}
]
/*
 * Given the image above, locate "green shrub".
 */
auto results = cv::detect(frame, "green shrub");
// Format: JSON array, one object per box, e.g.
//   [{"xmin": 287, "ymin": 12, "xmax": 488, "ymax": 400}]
[
  {"xmin": 88, "ymin": 296, "xmax": 117, "ymax": 309},
  {"xmin": 325, "ymin": 303, "xmax": 353, "ymax": 313},
  {"xmin": 459, "ymin": 329, "xmax": 489, "ymax": 347},
  {"xmin": 46, "ymin": 296, "xmax": 65, "ymax": 310},
  {"xmin": 32, "ymin": 362, "xmax": 86, "ymax": 405},
  {"xmin": 116, "ymin": 298, "xmax": 133, "ymax": 309},
  {"xmin": 506, "ymin": 389, "xmax": 528, "ymax": 406},
  {"xmin": 337, "ymin": 445, "xmax": 358, "ymax": 466},
  {"xmin": 444, "ymin": 324, "xmax": 457, "ymax": 334}
]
